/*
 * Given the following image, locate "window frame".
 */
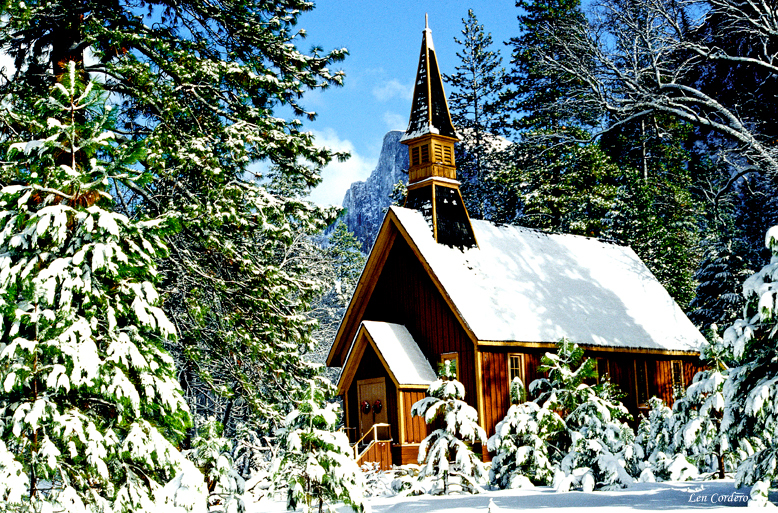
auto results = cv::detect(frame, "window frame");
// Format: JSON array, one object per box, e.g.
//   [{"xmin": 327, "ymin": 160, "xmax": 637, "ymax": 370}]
[
  {"xmin": 634, "ymin": 359, "xmax": 649, "ymax": 408},
  {"xmin": 440, "ymin": 352, "xmax": 459, "ymax": 380},
  {"xmin": 508, "ymin": 353, "xmax": 525, "ymax": 386},
  {"xmin": 671, "ymin": 360, "xmax": 685, "ymax": 398}
]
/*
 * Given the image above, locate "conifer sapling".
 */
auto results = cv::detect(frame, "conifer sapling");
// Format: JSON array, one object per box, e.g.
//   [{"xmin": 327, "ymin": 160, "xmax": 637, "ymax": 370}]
[{"xmin": 411, "ymin": 360, "xmax": 487, "ymax": 495}]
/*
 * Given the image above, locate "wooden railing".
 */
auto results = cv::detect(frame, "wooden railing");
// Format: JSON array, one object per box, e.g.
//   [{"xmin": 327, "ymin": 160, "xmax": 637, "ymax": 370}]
[{"xmin": 352, "ymin": 423, "xmax": 391, "ymax": 460}]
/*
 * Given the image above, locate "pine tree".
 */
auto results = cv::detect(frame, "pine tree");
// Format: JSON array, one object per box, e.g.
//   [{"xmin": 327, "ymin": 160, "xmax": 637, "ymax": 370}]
[
  {"xmin": 632, "ymin": 398, "xmax": 697, "ymax": 482},
  {"xmin": 271, "ymin": 378, "xmax": 366, "ymax": 513},
  {"xmin": 531, "ymin": 339, "xmax": 636, "ymax": 491},
  {"xmin": 187, "ymin": 417, "xmax": 246, "ymax": 513},
  {"xmin": 497, "ymin": 139, "xmax": 620, "ymax": 236},
  {"xmin": 0, "ymin": 0, "xmax": 348, "ymax": 434},
  {"xmin": 308, "ymin": 222, "xmax": 366, "ymax": 383},
  {"xmin": 443, "ymin": 9, "xmax": 509, "ymax": 220},
  {"xmin": 503, "ymin": 0, "xmax": 596, "ymax": 133},
  {"xmin": 498, "ymin": 0, "xmax": 620, "ymax": 233},
  {"xmin": 688, "ymin": 242, "xmax": 749, "ymax": 332},
  {"xmin": 487, "ymin": 377, "xmax": 564, "ymax": 488},
  {"xmin": 721, "ymin": 226, "xmax": 778, "ymax": 498},
  {"xmin": 411, "ymin": 361, "xmax": 487, "ymax": 495},
  {"xmin": 602, "ymin": 119, "xmax": 702, "ymax": 309},
  {"xmin": 0, "ymin": 63, "xmax": 195, "ymax": 511}
]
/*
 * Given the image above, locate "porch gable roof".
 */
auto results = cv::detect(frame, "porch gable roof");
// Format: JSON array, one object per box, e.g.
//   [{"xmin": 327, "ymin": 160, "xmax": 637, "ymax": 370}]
[{"xmin": 337, "ymin": 321, "xmax": 436, "ymax": 395}]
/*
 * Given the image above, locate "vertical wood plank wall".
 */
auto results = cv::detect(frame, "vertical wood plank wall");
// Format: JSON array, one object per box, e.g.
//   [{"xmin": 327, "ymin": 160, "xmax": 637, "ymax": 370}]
[
  {"xmin": 402, "ymin": 390, "xmax": 429, "ymax": 444},
  {"xmin": 480, "ymin": 348, "xmax": 705, "ymax": 442},
  {"xmin": 362, "ymin": 238, "xmax": 477, "ymax": 409}
]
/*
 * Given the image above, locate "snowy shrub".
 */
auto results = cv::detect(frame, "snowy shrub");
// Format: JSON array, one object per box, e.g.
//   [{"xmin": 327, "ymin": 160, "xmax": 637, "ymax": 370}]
[
  {"xmin": 633, "ymin": 397, "xmax": 675, "ymax": 480},
  {"xmin": 488, "ymin": 377, "xmax": 564, "ymax": 488},
  {"xmin": 390, "ymin": 464, "xmax": 428, "ymax": 496},
  {"xmin": 0, "ymin": 63, "xmax": 200, "ymax": 512},
  {"xmin": 532, "ymin": 339, "xmax": 636, "ymax": 490},
  {"xmin": 669, "ymin": 366, "xmax": 732, "ymax": 477},
  {"xmin": 361, "ymin": 462, "xmax": 394, "ymax": 497},
  {"xmin": 233, "ymin": 423, "xmax": 278, "ymax": 490},
  {"xmin": 558, "ymin": 389, "xmax": 636, "ymax": 490},
  {"xmin": 721, "ymin": 226, "xmax": 778, "ymax": 495},
  {"xmin": 187, "ymin": 418, "xmax": 246, "ymax": 513},
  {"xmin": 271, "ymin": 377, "xmax": 366, "ymax": 513},
  {"xmin": 411, "ymin": 360, "xmax": 487, "ymax": 495}
]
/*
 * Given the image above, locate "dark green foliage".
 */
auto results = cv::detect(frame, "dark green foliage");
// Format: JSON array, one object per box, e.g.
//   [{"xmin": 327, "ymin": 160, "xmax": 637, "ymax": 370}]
[
  {"xmin": 443, "ymin": 9, "xmax": 509, "ymax": 220},
  {"xmin": 688, "ymin": 241, "xmax": 748, "ymax": 332},
  {"xmin": 602, "ymin": 119, "xmax": 702, "ymax": 309},
  {"xmin": 1, "ymin": 0, "xmax": 349, "ymax": 434},
  {"xmin": 497, "ymin": 135, "xmax": 620, "ymax": 236},
  {"xmin": 503, "ymin": 0, "xmax": 597, "ymax": 134}
]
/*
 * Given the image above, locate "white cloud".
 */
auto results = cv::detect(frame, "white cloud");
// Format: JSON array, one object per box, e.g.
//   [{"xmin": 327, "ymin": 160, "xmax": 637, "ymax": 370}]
[
  {"xmin": 306, "ymin": 128, "xmax": 376, "ymax": 207},
  {"xmin": 383, "ymin": 111, "xmax": 407, "ymax": 131},
  {"xmin": 372, "ymin": 79, "xmax": 413, "ymax": 102}
]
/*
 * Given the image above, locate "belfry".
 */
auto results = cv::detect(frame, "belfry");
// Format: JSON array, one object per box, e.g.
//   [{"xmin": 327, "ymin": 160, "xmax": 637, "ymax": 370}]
[{"xmin": 400, "ymin": 15, "xmax": 477, "ymax": 249}]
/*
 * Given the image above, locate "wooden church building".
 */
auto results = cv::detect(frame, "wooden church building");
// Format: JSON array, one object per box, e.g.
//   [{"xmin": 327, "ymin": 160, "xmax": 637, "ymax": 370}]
[{"xmin": 327, "ymin": 19, "xmax": 706, "ymax": 467}]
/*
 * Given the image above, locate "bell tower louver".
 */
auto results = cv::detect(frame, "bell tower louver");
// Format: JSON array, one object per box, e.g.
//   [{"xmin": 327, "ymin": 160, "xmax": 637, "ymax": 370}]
[{"xmin": 400, "ymin": 15, "xmax": 477, "ymax": 249}]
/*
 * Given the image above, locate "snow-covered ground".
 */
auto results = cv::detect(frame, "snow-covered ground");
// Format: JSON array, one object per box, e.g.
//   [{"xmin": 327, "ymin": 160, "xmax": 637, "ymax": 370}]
[{"xmin": 250, "ymin": 479, "xmax": 776, "ymax": 512}]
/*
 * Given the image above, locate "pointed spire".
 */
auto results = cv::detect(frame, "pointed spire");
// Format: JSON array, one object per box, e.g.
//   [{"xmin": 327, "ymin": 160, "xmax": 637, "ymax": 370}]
[
  {"xmin": 399, "ymin": 17, "xmax": 477, "ymax": 249},
  {"xmin": 400, "ymin": 16, "xmax": 457, "ymax": 143}
]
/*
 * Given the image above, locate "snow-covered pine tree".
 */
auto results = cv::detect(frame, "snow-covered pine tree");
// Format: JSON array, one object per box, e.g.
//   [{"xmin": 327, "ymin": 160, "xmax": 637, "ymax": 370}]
[
  {"xmin": 187, "ymin": 417, "xmax": 246, "ymax": 513},
  {"xmin": 632, "ymin": 397, "xmax": 697, "ymax": 482},
  {"xmin": 0, "ymin": 63, "xmax": 197, "ymax": 511},
  {"xmin": 688, "ymin": 242, "xmax": 749, "ymax": 333},
  {"xmin": 1, "ymin": 0, "xmax": 349, "ymax": 435},
  {"xmin": 556, "ymin": 379, "xmax": 636, "ymax": 491},
  {"xmin": 487, "ymin": 377, "xmax": 565, "ymax": 488},
  {"xmin": 530, "ymin": 338, "xmax": 597, "ymax": 418},
  {"xmin": 633, "ymin": 397, "xmax": 672, "ymax": 480},
  {"xmin": 271, "ymin": 378, "xmax": 366, "ymax": 513},
  {"xmin": 721, "ymin": 225, "xmax": 778, "ymax": 499},
  {"xmin": 669, "ymin": 329, "xmax": 735, "ymax": 479},
  {"xmin": 411, "ymin": 360, "xmax": 487, "ymax": 495},
  {"xmin": 531, "ymin": 339, "xmax": 635, "ymax": 491}
]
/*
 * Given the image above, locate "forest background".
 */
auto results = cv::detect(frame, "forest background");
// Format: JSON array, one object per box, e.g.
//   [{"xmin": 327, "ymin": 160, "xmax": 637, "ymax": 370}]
[{"xmin": 1, "ymin": 0, "xmax": 778, "ymax": 511}]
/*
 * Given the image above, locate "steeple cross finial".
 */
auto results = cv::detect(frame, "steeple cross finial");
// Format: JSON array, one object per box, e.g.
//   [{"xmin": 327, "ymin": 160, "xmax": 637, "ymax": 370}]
[{"xmin": 425, "ymin": 13, "xmax": 429, "ymax": 29}]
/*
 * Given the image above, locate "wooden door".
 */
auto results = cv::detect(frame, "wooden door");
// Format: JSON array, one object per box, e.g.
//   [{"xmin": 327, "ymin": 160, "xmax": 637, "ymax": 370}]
[{"xmin": 357, "ymin": 377, "xmax": 388, "ymax": 438}]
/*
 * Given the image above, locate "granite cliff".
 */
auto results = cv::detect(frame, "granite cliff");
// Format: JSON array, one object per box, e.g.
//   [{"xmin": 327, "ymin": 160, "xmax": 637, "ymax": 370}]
[{"xmin": 339, "ymin": 130, "xmax": 408, "ymax": 252}]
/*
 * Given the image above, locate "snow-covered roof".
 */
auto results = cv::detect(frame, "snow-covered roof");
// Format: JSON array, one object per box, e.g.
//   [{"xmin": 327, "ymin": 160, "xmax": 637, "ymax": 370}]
[
  {"xmin": 338, "ymin": 321, "xmax": 436, "ymax": 392},
  {"xmin": 363, "ymin": 321, "xmax": 437, "ymax": 385},
  {"xmin": 391, "ymin": 206, "xmax": 705, "ymax": 352}
]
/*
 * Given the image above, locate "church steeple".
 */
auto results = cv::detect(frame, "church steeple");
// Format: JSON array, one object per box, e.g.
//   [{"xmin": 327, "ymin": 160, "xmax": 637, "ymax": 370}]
[{"xmin": 401, "ymin": 16, "xmax": 477, "ymax": 249}]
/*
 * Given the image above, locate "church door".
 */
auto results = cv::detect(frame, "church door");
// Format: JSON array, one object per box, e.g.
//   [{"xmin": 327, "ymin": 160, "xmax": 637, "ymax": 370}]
[{"xmin": 357, "ymin": 377, "xmax": 388, "ymax": 439}]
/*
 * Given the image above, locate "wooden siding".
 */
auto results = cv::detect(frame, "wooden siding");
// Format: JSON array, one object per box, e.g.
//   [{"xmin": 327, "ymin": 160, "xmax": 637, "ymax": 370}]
[
  {"xmin": 479, "ymin": 347, "xmax": 706, "ymax": 446},
  {"xmin": 362, "ymin": 237, "xmax": 477, "ymax": 409},
  {"xmin": 357, "ymin": 441, "xmax": 392, "ymax": 471},
  {"xmin": 392, "ymin": 444, "xmax": 422, "ymax": 466},
  {"xmin": 401, "ymin": 390, "xmax": 429, "ymax": 444},
  {"xmin": 481, "ymin": 351, "xmax": 508, "ymax": 437},
  {"xmin": 480, "ymin": 348, "xmax": 545, "ymax": 436}
]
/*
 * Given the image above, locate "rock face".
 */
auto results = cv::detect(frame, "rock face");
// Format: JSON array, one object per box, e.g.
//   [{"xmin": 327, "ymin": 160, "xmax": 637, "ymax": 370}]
[{"xmin": 340, "ymin": 130, "xmax": 408, "ymax": 252}]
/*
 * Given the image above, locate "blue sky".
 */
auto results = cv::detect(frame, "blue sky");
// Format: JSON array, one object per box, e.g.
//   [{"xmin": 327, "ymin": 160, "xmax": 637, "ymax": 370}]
[
  {"xmin": 0, "ymin": 2, "xmax": 522, "ymax": 207},
  {"xmin": 298, "ymin": 0, "xmax": 521, "ymax": 206}
]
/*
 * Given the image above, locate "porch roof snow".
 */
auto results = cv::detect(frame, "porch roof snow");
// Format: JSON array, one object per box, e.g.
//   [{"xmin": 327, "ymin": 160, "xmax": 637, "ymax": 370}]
[
  {"xmin": 361, "ymin": 321, "xmax": 436, "ymax": 386},
  {"xmin": 390, "ymin": 206, "xmax": 705, "ymax": 352}
]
